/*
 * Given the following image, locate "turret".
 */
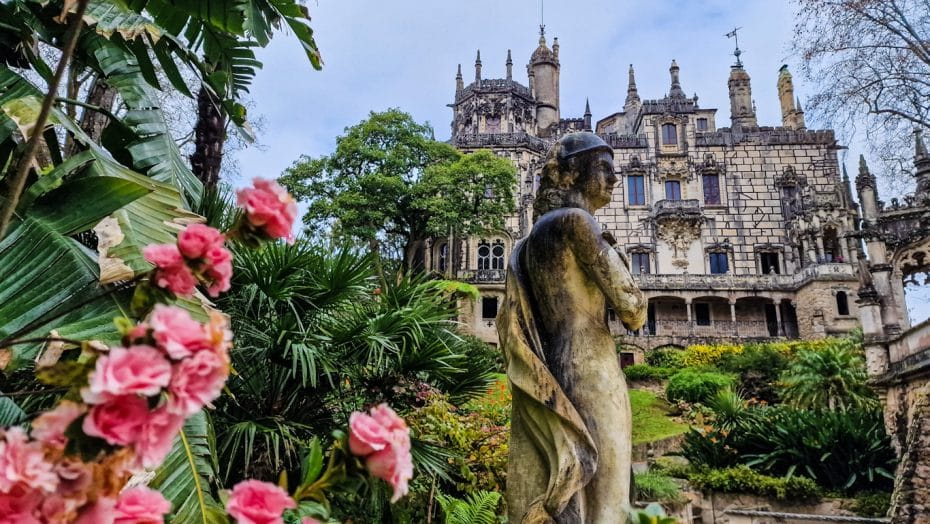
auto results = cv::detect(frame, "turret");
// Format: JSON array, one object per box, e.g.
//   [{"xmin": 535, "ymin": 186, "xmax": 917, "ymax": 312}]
[
  {"xmin": 727, "ymin": 51, "xmax": 756, "ymax": 129},
  {"xmin": 505, "ymin": 49, "xmax": 513, "ymax": 81},
  {"xmin": 669, "ymin": 59, "xmax": 686, "ymax": 99},
  {"xmin": 777, "ymin": 65, "xmax": 806, "ymax": 130},
  {"xmin": 583, "ymin": 98, "xmax": 592, "ymax": 132},
  {"xmin": 914, "ymin": 129, "xmax": 930, "ymax": 195},
  {"xmin": 529, "ymin": 27, "xmax": 560, "ymax": 137},
  {"xmin": 474, "ymin": 50, "xmax": 481, "ymax": 82},
  {"xmin": 455, "ymin": 64, "xmax": 463, "ymax": 92},
  {"xmin": 856, "ymin": 155, "xmax": 879, "ymax": 221}
]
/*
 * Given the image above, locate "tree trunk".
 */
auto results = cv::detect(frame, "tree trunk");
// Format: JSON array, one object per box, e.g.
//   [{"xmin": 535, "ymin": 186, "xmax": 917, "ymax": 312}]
[
  {"xmin": 68, "ymin": 76, "xmax": 117, "ymax": 157},
  {"xmin": 189, "ymin": 84, "xmax": 226, "ymax": 189},
  {"xmin": 403, "ymin": 238, "xmax": 427, "ymax": 274}
]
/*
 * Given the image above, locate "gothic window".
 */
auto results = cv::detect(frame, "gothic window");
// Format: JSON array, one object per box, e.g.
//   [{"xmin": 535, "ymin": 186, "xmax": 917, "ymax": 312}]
[
  {"xmin": 491, "ymin": 241, "xmax": 505, "ymax": 270},
  {"xmin": 481, "ymin": 296, "xmax": 499, "ymax": 319},
  {"xmin": 823, "ymin": 227, "xmax": 841, "ymax": 262},
  {"xmin": 437, "ymin": 243, "xmax": 448, "ymax": 273},
  {"xmin": 781, "ymin": 185, "xmax": 799, "ymax": 217},
  {"xmin": 628, "ymin": 174, "xmax": 645, "ymax": 205},
  {"xmin": 696, "ymin": 118, "xmax": 708, "ymax": 131},
  {"xmin": 631, "ymin": 253, "xmax": 651, "ymax": 274},
  {"xmin": 665, "ymin": 180, "xmax": 682, "ymax": 201},
  {"xmin": 661, "ymin": 123, "xmax": 678, "ymax": 145},
  {"xmin": 703, "ymin": 173, "xmax": 721, "ymax": 205},
  {"xmin": 477, "ymin": 242, "xmax": 491, "ymax": 270},
  {"xmin": 694, "ymin": 303, "xmax": 711, "ymax": 326},
  {"xmin": 836, "ymin": 291, "xmax": 850, "ymax": 316},
  {"xmin": 760, "ymin": 252, "xmax": 780, "ymax": 274},
  {"xmin": 709, "ymin": 252, "xmax": 729, "ymax": 274}
]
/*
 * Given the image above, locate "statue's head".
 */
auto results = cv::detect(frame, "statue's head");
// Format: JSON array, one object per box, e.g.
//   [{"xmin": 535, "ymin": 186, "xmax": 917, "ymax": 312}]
[{"xmin": 534, "ymin": 132, "xmax": 616, "ymax": 220}]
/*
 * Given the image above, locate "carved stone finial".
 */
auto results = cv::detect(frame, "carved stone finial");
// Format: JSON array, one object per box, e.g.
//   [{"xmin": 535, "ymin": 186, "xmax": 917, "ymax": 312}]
[{"xmin": 669, "ymin": 59, "xmax": 685, "ymax": 98}]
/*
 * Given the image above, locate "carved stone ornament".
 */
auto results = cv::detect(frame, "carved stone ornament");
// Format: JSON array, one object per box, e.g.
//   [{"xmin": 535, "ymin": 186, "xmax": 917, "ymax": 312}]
[
  {"xmin": 774, "ymin": 165, "xmax": 807, "ymax": 188},
  {"xmin": 657, "ymin": 218, "xmax": 701, "ymax": 266},
  {"xmin": 656, "ymin": 157, "xmax": 691, "ymax": 183}
]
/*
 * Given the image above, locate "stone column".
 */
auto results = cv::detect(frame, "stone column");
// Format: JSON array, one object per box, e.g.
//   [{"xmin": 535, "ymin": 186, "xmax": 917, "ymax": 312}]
[
  {"xmin": 815, "ymin": 236, "xmax": 825, "ymax": 262},
  {"xmin": 685, "ymin": 299, "xmax": 693, "ymax": 336},
  {"xmin": 729, "ymin": 300, "xmax": 738, "ymax": 337},
  {"xmin": 774, "ymin": 301, "xmax": 783, "ymax": 336}
]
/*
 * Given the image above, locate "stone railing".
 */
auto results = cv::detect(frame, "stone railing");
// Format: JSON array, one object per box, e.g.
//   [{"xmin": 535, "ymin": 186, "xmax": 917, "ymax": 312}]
[
  {"xmin": 458, "ymin": 268, "xmax": 506, "ymax": 284},
  {"xmin": 694, "ymin": 128, "xmax": 836, "ymax": 147},
  {"xmin": 599, "ymin": 133, "xmax": 648, "ymax": 149},
  {"xmin": 629, "ymin": 320, "xmax": 799, "ymax": 339},
  {"xmin": 724, "ymin": 509, "xmax": 888, "ymax": 523},
  {"xmin": 456, "ymin": 79, "xmax": 532, "ymax": 100},
  {"xmin": 652, "ymin": 199, "xmax": 702, "ymax": 219},
  {"xmin": 635, "ymin": 264, "xmax": 855, "ymax": 291},
  {"xmin": 452, "ymin": 132, "xmax": 549, "ymax": 153}
]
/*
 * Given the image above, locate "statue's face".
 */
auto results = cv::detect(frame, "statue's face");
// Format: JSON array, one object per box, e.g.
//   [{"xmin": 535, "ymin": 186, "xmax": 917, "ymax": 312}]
[{"xmin": 577, "ymin": 150, "xmax": 617, "ymax": 210}]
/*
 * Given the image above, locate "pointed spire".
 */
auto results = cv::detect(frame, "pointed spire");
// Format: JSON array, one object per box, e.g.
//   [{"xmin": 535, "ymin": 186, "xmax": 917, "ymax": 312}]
[
  {"xmin": 539, "ymin": 23, "xmax": 546, "ymax": 46},
  {"xmin": 474, "ymin": 50, "xmax": 481, "ymax": 82},
  {"xmin": 506, "ymin": 49, "xmax": 513, "ymax": 81},
  {"xmin": 624, "ymin": 64, "xmax": 641, "ymax": 110},
  {"xmin": 583, "ymin": 98, "xmax": 592, "ymax": 131},
  {"xmin": 843, "ymin": 163, "xmax": 850, "ymax": 181},
  {"xmin": 552, "ymin": 37, "xmax": 559, "ymax": 58},
  {"xmin": 856, "ymin": 154, "xmax": 877, "ymax": 192},
  {"xmin": 669, "ymin": 59, "xmax": 685, "ymax": 98},
  {"xmin": 455, "ymin": 63, "xmax": 463, "ymax": 92},
  {"xmin": 914, "ymin": 128, "xmax": 930, "ymax": 186},
  {"xmin": 859, "ymin": 154, "xmax": 869, "ymax": 174},
  {"xmin": 916, "ymin": 128, "xmax": 928, "ymax": 160},
  {"xmin": 796, "ymin": 96, "xmax": 803, "ymax": 112}
]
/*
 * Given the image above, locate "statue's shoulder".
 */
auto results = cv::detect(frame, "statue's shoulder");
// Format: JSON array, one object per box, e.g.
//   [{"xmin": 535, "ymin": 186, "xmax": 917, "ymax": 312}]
[{"xmin": 534, "ymin": 207, "xmax": 600, "ymax": 233}]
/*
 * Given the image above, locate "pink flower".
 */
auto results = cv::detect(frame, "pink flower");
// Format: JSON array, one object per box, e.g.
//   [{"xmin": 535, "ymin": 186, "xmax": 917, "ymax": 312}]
[
  {"xmin": 348, "ymin": 404, "xmax": 412, "ymax": 503},
  {"xmin": 148, "ymin": 305, "xmax": 209, "ymax": 359},
  {"xmin": 135, "ymin": 407, "xmax": 185, "ymax": 469},
  {"xmin": 365, "ymin": 433, "xmax": 413, "ymax": 503},
  {"xmin": 82, "ymin": 396, "xmax": 150, "ymax": 447},
  {"xmin": 202, "ymin": 244, "xmax": 233, "ymax": 297},
  {"xmin": 237, "ymin": 178, "xmax": 298, "ymax": 242},
  {"xmin": 83, "ymin": 346, "xmax": 172, "ymax": 404},
  {"xmin": 30, "ymin": 401, "xmax": 85, "ymax": 448},
  {"xmin": 0, "ymin": 483, "xmax": 43, "ymax": 524},
  {"xmin": 114, "ymin": 486, "xmax": 171, "ymax": 524},
  {"xmin": 177, "ymin": 224, "xmax": 226, "ymax": 260},
  {"xmin": 226, "ymin": 480, "xmax": 296, "ymax": 524},
  {"xmin": 167, "ymin": 350, "xmax": 228, "ymax": 416},
  {"xmin": 74, "ymin": 497, "xmax": 116, "ymax": 524},
  {"xmin": 0, "ymin": 427, "xmax": 58, "ymax": 494},
  {"xmin": 143, "ymin": 244, "xmax": 198, "ymax": 296}
]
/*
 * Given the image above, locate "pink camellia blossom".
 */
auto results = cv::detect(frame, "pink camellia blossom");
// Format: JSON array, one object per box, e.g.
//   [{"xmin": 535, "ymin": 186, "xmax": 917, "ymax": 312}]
[
  {"xmin": 237, "ymin": 178, "xmax": 298, "ymax": 242},
  {"xmin": 226, "ymin": 479, "xmax": 296, "ymax": 524},
  {"xmin": 0, "ymin": 427, "xmax": 58, "ymax": 494},
  {"xmin": 0, "ymin": 483, "xmax": 43, "ymax": 524},
  {"xmin": 348, "ymin": 404, "xmax": 413, "ymax": 503},
  {"xmin": 30, "ymin": 400, "xmax": 85, "ymax": 448},
  {"xmin": 83, "ymin": 346, "xmax": 172, "ymax": 404},
  {"xmin": 365, "ymin": 433, "xmax": 413, "ymax": 503},
  {"xmin": 135, "ymin": 407, "xmax": 185, "ymax": 469},
  {"xmin": 148, "ymin": 305, "xmax": 208, "ymax": 360},
  {"xmin": 167, "ymin": 350, "xmax": 228, "ymax": 416},
  {"xmin": 202, "ymin": 244, "xmax": 233, "ymax": 297},
  {"xmin": 177, "ymin": 224, "xmax": 226, "ymax": 261},
  {"xmin": 114, "ymin": 486, "xmax": 172, "ymax": 524},
  {"xmin": 82, "ymin": 396, "xmax": 150, "ymax": 447},
  {"xmin": 143, "ymin": 244, "xmax": 198, "ymax": 296}
]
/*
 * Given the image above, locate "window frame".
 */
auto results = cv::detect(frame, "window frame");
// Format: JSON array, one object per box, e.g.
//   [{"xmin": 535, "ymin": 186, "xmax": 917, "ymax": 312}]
[
  {"xmin": 665, "ymin": 180, "xmax": 682, "ymax": 201},
  {"xmin": 481, "ymin": 296, "xmax": 499, "ymax": 319},
  {"xmin": 696, "ymin": 118, "xmax": 708, "ymax": 131},
  {"xmin": 709, "ymin": 252, "xmax": 729, "ymax": 274},
  {"xmin": 702, "ymin": 173, "xmax": 721, "ymax": 205},
  {"xmin": 661, "ymin": 123, "xmax": 678, "ymax": 145},
  {"xmin": 631, "ymin": 253, "xmax": 651, "ymax": 275},
  {"xmin": 477, "ymin": 242, "xmax": 491, "ymax": 270},
  {"xmin": 627, "ymin": 174, "xmax": 646, "ymax": 205},
  {"xmin": 836, "ymin": 291, "xmax": 850, "ymax": 316}
]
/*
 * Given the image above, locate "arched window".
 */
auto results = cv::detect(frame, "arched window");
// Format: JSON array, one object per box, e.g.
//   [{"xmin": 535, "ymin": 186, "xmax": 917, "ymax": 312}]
[
  {"xmin": 491, "ymin": 241, "xmax": 505, "ymax": 270},
  {"xmin": 836, "ymin": 291, "xmax": 850, "ymax": 316},
  {"xmin": 661, "ymin": 124, "xmax": 678, "ymax": 145},
  {"xmin": 477, "ymin": 242, "xmax": 491, "ymax": 270},
  {"xmin": 437, "ymin": 243, "xmax": 448, "ymax": 273}
]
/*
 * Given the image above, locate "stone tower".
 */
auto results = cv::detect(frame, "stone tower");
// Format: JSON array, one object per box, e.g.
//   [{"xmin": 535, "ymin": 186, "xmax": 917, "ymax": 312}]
[
  {"xmin": 529, "ymin": 27, "xmax": 560, "ymax": 137},
  {"xmin": 777, "ymin": 65, "xmax": 806, "ymax": 130},
  {"xmin": 727, "ymin": 51, "xmax": 756, "ymax": 129},
  {"xmin": 668, "ymin": 59, "xmax": 686, "ymax": 98},
  {"xmin": 914, "ymin": 130, "xmax": 930, "ymax": 196}
]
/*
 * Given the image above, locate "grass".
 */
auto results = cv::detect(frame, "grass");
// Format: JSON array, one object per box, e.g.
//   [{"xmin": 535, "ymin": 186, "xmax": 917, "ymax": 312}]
[
  {"xmin": 630, "ymin": 389, "xmax": 688, "ymax": 445},
  {"xmin": 466, "ymin": 376, "xmax": 687, "ymax": 446}
]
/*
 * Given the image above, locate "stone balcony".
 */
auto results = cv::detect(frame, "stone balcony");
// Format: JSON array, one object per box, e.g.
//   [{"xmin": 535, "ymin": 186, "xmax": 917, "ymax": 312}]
[
  {"xmin": 635, "ymin": 264, "xmax": 856, "ymax": 292},
  {"xmin": 652, "ymin": 199, "xmax": 703, "ymax": 221},
  {"xmin": 458, "ymin": 268, "xmax": 506, "ymax": 284},
  {"xmin": 452, "ymin": 132, "xmax": 549, "ymax": 153}
]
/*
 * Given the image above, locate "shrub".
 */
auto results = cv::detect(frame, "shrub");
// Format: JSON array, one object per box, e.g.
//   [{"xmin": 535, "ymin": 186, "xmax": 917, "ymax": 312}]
[
  {"xmin": 624, "ymin": 364, "xmax": 675, "ymax": 381},
  {"xmin": 687, "ymin": 466, "xmax": 821, "ymax": 501},
  {"xmin": 645, "ymin": 347, "xmax": 685, "ymax": 368},
  {"xmin": 851, "ymin": 491, "xmax": 891, "ymax": 518},
  {"xmin": 653, "ymin": 456, "xmax": 694, "ymax": 479},
  {"xmin": 681, "ymin": 426, "xmax": 741, "ymax": 469},
  {"xmin": 717, "ymin": 343, "xmax": 789, "ymax": 404},
  {"xmin": 666, "ymin": 369, "xmax": 736, "ymax": 404},
  {"xmin": 680, "ymin": 343, "xmax": 743, "ymax": 367},
  {"xmin": 634, "ymin": 471, "xmax": 686, "ymax": 506},
  {"xmin": 779, "ymin": 337, "xmax": 877, "ymax": 411}
]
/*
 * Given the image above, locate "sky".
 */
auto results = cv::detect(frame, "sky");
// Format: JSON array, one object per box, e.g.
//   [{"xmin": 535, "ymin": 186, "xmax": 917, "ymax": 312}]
[{"xmin": 226, "ymin": 0, "xmax": 930, "ymax": 323}]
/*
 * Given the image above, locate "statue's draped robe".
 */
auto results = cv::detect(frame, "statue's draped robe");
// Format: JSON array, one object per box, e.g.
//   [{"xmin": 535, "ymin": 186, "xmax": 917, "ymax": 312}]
[{"xmin": 498, "ymin": 238, "xmax": 599, "ymax": 523}]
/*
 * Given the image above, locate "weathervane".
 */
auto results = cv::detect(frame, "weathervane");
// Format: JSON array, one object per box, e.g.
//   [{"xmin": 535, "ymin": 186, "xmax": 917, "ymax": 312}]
[
  {"xmin": 539, "ymin": 0, "xmax": 545, "ymax": 38},
  {"xmin": 725, "ymin": 27, "xmax": 743, "ymax": 66}
]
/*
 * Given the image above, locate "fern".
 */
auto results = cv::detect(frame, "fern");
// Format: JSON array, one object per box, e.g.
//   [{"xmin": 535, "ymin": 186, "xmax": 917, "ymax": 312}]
[{"xmin": 436, "ymin": 490, "xmax": 501, "ymax": 524}]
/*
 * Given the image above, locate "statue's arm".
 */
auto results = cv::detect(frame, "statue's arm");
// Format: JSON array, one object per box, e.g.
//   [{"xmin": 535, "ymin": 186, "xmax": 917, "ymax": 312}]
[{"xmin": 567, "ymin": 212, "xmax": 648, "ymax": 330}]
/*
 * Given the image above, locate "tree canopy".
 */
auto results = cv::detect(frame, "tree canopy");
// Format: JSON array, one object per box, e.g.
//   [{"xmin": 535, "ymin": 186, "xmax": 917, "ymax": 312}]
[
  {"xmin": 280, "ymin": 109, "xmax": 517, "ymax": 272},
  {"xmin": 792, "ymin": 0, "xmax": 930, "ymax": 186}
]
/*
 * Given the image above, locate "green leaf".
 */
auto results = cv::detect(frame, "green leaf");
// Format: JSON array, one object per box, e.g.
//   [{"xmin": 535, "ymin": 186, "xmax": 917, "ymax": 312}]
[
  {"xmin": 29, "ymin": 177, "xmax": 151, "ymax": 236},
  {"xmin": 300, "ymin": 437, "xmax": 324, "ymax": 486},
  {"xmin": 150, "ymin": 411, "xmax": 228, "ymax": 524},
  {"xmin": 0, "ymin": 395, "xmax": 27, "ymax": 426}
]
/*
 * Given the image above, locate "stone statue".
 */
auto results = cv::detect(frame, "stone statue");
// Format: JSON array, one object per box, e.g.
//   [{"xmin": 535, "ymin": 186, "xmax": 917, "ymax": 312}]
[{"xmin": 497, "ymin": 133, "xmax": 648, "ymax": 523}]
